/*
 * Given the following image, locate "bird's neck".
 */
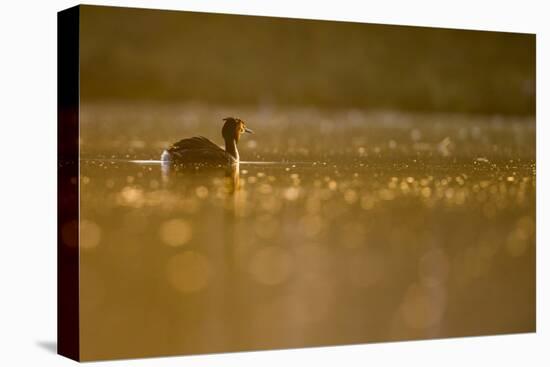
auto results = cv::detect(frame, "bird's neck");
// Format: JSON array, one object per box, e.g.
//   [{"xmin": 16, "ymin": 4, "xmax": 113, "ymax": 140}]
[{"xmin": 225, "ymin": 139, "xmax": 239, "ymax": 161}]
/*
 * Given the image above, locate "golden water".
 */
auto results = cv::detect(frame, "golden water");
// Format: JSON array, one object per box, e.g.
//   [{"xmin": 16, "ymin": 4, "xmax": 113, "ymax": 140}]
[{"xmin": 75, "ymin": 103, "xmax": 535, "ymax": 360}]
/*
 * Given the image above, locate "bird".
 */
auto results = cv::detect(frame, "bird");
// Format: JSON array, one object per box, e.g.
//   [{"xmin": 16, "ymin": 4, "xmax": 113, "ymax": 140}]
[{"xmin": 161, "ymin": 117, "xmax": 254, "ymax": 166}]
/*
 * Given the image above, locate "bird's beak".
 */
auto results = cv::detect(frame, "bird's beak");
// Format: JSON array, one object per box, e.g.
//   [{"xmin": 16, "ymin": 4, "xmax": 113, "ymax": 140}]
[{"xmin": 244, "ymin": 127, "xmax": 254, "ymax": 134}]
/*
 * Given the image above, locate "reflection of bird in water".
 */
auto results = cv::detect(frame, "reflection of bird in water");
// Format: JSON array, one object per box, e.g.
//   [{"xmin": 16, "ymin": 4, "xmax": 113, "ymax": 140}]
[{"xmin": 161, "ymin": 117, "xmax": 253, "ymax": 166}]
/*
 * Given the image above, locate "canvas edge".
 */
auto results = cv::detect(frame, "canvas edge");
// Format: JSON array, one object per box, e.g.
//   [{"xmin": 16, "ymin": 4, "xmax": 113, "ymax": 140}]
[{"xmin": 57, "ymin": 4, "xmax": 81, "ymax": 362}]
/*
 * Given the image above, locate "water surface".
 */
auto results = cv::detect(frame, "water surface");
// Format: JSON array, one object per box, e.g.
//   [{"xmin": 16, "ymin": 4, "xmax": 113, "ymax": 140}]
[{"xmin": 76, "ymin": 103, "xmax": 535, "ymax": 360}]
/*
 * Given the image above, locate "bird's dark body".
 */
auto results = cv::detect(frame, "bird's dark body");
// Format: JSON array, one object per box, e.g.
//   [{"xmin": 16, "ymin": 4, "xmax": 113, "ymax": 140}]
[
  {"xmin": 163, "ymin": 118, "xmax": 253, "ymax": 167},
  {"xmin": 167, "ymin": 136, "xmax": 235, "ymax": 166}
]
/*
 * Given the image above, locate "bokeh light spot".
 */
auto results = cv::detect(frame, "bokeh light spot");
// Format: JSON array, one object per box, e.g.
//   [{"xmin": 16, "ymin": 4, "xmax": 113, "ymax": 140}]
[
  {"xmin": 418, "ymin": 248, "xmax": 450, "ymax": 287},
  {"xmin": 61, "ymin": 220, "xmax": 79, "ymax": 247},
  {"xmin": 166, "ymin": 251, "xmax": 211, "ymax": 293},
  {"xmin": 249, "ymin": 246, "xmax": 293, "ymax": 285},
  {"xmin": 80, "ymin": 219, "xmax": 101, "ymax": 250},
  {"xmin": 159, "ymin": 219, "xmax": 193, "ymax": 247},
  {"xmin": 400, "ymin": 283, "xmax": 446, "ymax": 329}
]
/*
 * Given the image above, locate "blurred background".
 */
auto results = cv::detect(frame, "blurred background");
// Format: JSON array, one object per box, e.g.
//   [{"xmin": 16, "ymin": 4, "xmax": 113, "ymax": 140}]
[{"xmin": 80, "ymin": 5, "xmax": 535, "ymax": 115}]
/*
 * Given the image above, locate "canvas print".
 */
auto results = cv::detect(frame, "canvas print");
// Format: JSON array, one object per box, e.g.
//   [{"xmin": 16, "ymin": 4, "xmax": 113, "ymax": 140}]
[{"xmin": 58, "ymin": 5, "xmax": 536, "ymax": 361}]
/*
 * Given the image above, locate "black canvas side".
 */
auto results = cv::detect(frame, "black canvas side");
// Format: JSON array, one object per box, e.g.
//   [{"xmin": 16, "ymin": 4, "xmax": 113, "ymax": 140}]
[{"xmin": 57, "ymin": 5, "xmax": 80, "ymax": 362}]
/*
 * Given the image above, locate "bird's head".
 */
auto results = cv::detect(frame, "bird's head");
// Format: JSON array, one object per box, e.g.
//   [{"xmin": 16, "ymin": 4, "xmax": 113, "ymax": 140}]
[{"xmin": 222, "ymin": 117, "xmax": 254, "ymax": 143}]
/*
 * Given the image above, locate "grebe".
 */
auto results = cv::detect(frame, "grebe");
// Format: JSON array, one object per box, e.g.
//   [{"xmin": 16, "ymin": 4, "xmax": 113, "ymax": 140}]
[{"xmin": 161, "ymin": 117, "xmax": 253, "ymax": 166}]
